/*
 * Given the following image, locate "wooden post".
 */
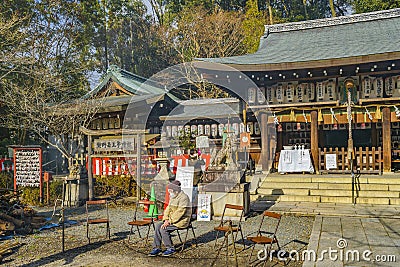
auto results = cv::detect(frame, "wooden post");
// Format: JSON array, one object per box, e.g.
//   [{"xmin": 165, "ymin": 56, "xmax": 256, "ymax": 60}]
[
  {"xmin": 382, "ymin": 107, "xmax": 391, "ymax": 173},
  {"xmin": 311, "ymin": 111, "xmax": 319, "ymax": 173},
  {"xmin": 87, "ymin": 134, "xmax": 94, "ymax": 200},
  {"xmin": 260, "ymin": 113, "xmax": 269, "ymax": 171},
  {"xmin": 136, "ymin": 133, "xmax": 142, "ymax": 200}
]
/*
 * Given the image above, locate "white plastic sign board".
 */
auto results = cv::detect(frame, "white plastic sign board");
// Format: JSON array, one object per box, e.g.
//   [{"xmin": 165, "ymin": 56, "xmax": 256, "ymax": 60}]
[
  {"xmin": 325, "ymin": 154, "xmax": 337, "ymax": 170},
  {"xmin": 175, "ymin": 167, "xmax": 194, "ymax": 203},
  {"xmin": 197, "ymin": 194, "xmax": 211, "ymax": 221}
]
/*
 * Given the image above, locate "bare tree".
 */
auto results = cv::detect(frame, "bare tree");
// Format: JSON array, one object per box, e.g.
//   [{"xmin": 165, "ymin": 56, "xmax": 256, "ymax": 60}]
[
  {"xmin": 155, "ymin": 6, "xmax": 246, "ymax": 99},
  {"xmin": 0, "ymin": 6, "xmax": 105, "ymax": 170}
]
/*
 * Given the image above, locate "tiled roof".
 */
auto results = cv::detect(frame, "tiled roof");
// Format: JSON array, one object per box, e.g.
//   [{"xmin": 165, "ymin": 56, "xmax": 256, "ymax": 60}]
[
  {"xmin": 161, "ymin": 98, "xmax": 240, "ymax": 120},
  {"xmin": 199, "ymin": 8, "xmax": 400, "ymax": 66},
  {"xmin": 83, "ymin": 65, "xmax": 166, "ymax": 99}
]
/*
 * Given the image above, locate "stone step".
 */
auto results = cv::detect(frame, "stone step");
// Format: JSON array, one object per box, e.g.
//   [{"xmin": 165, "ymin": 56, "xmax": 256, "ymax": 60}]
[
  {"xmin": 357, "ymin": 190, "xmax": 399, "ymax": 198},
  {"xmin": 320, "ymin": 196, "xmax": 353, "ymax": 204},
  {"xmin": 259, "ymin": 195, "xmax": 321, "ymax": 202},
  {"xmin": 257, "ymin": 188, "xmax": 309, "ymax": 196},
  {"xmin": 310, "ymin": 189, "xmax": 352, "ymax": 197},
  {"xmin": 309, "ymin": 189, "xmax": 399, "ymax": 198},
  {"xmin": 389, "ymin": 198, "xmax": 400, "ymax": 205},
  {"xmin": 263, "ymin": 176, "xmax": 312, "ymax": 183},
  {"xmin": 356, "ymin": 197, "xmax": 390, "ymax": 205},
  {"xmin": 259, "ymin": 182, "xmax": 319, "ymax": 189},
  {"xmin": 317, "ymin": 183, "xmax": 390, "ymax": 191}
]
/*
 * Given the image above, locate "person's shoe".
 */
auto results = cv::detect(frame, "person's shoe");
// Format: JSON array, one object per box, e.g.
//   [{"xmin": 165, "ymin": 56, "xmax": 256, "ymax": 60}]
[
  {"xmin": 162, "ymin": 247, "xmax": 176, "ymax": 257},
  {"xmin": 148, "ymin": 248, "xmax": 162, "ymax": 257}
]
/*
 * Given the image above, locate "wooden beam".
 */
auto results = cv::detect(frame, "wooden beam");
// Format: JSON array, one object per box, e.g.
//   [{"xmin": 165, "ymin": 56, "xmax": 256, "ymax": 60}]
[
  {"xmin": 79, "ymin": 126, "xmax": 146, "ymax": 136},
  {"xmin": 87, "ymin": 135, "xmax": 93, "ymax": 200},
  {"xmin": 311, "ymin": 111, "xmax": 319, "ymax": 173},
  {"xmin": 382, "ymin": 107, "xmax": 391, "ymax": 173}
]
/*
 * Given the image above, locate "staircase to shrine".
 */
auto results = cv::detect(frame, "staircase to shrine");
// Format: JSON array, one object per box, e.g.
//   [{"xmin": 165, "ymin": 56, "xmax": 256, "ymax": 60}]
[{"xmin": 254, "ymin": 173, "xmax": 400, "ymax": 205}]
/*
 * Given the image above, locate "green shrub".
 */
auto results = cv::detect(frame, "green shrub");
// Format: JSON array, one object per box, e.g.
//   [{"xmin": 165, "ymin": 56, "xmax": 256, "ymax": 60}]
[
  {"xmin": 94, "ymin": 174, "xmax": 136, "ymax": 197},
  {"xmin": 0, "ymin": 171, "xmax": 13, "ymax": 189}
]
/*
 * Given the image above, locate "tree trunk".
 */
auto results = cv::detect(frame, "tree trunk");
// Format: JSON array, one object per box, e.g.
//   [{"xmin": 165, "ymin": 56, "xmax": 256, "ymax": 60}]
[
  {"xmin": 329, "ymin": 0, "xmax": 337, "ymax": 17},
  {"xmin": 267, "ymin": 0, "xmax": 273, "ymax": 24}
]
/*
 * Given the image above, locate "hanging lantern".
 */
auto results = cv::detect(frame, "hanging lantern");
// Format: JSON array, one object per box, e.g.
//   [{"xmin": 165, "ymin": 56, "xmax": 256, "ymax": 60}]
[
  {"xmin": 375, "ymin": 106, "xmax": 382, "ymax": 120},
  {"xmin": 318, "ymin": 109, "xmax": 324, "ymax": 122},
  {"xmin": 289, "ymin": 110, "xmax": 296, "ymax": 122}
]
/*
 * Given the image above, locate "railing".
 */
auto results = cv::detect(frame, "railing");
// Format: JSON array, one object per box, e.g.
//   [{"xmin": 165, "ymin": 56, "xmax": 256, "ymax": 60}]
[{"xmin": 319, "ymin": 147, "xmax": 382, "ymax": 174}]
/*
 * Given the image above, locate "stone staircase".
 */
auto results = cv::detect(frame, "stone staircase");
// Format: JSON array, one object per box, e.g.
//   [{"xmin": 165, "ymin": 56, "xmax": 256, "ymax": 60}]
[{"xmin": 254, "ymin": 173, "xmax": 400, "ymax": 205}]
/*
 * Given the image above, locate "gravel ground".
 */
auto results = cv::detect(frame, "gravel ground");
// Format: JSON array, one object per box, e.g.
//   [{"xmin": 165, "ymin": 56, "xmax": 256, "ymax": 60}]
[{"xmin": 2, "ymin": 203, "xmax": 314, "ymax": 267}]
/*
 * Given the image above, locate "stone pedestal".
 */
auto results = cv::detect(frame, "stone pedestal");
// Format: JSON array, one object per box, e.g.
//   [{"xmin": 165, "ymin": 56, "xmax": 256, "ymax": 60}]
[
  {"xmin": 198, "ymin": 182, "xmax": 250, "ymax": 220},
  {"xmin": 64, "ymin": 178, "xmax": 88, "ymax": 206}
]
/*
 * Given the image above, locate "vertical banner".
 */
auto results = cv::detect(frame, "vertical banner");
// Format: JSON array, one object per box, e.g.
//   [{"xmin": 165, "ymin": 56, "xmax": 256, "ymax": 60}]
[{"xmin": 197, "ymin": 194, "xmax": 212, "ymax": 221}]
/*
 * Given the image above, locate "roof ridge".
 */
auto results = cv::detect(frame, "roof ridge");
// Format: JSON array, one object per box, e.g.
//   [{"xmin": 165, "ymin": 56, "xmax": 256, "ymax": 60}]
[
  {"xmin": 265, "ymin": 8, "xmax": 400, "ymax": 34},
  {"xmin": 107, "ymin": 65, "xmax": 146, "ymax": 83}
]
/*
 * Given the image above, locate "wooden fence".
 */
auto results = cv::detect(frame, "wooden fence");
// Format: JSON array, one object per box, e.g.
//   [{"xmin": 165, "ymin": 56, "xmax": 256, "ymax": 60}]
[{"xmin": 318, "ymin": 147, "xmax": 382, "ymax": 174}]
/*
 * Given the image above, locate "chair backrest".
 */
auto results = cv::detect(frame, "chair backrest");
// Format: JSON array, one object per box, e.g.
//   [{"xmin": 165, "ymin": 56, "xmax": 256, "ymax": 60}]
[
  {"xmin": 257, "ymin": 211, "xmax": 281, "ymax": 237},
  {"xmin": 220, "ymin": 204, "xmax": 244, "ymax": 225},
  {"xmin": 86, "ymin": 199, "xmax": 109, "ymax": 221},
  {"xmin": 134, "ymin": 200, "xmax": 155, "ymax": 219}
]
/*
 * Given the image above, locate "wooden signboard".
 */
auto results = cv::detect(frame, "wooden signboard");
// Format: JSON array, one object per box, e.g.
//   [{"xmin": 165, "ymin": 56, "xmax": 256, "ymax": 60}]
[{"xmin": 13, "ymin": 147, "xmax": 43, "ymax": 201}]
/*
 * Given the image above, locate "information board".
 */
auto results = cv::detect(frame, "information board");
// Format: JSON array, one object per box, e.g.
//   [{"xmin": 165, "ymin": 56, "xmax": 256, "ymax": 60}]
[
  {"xmin": 325, "ymin": 153, "xmax": 337, "ymax": 170},
  {"xmin": 14, "ymin": 147, "xmax": 42, "ymax": 188},
  {"xmin": 197, "ymin": 194, "xmax": 211, "ymax": 221},
  {"xmin": 175, "ymin": 166, "xmax": 194, "ymax": 204},
  {"xmin": 196, "ymin": 136, "xmax": 209, "ymax": 148}
]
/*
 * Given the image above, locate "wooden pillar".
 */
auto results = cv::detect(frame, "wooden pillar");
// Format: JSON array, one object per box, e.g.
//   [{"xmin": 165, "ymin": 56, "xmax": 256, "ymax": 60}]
[
  {"xmin": 382, "ymin": 107, "xmax": 391, "ymax": 173},
  {"xmin": 136, "ymin": 133, "xmax": 142, "ymax": 200},
  {"xmin": 311, "ymin": 111, "xmax": 319, "ymax": 173},
  {"xmin": 87, "ymin": 134, "xmax": 94, "ymax": 200},
  {"xmin": 371, "ymin": 123, "xmax": 377, "ymax": 147},
  {"xmin": 260, "ymin": 113, "xmax": 269, "ymax": 171}
]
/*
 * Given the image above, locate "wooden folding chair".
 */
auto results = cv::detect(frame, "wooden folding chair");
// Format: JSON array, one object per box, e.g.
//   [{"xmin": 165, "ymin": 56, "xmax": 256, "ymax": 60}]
[
  {"xmin": 127, "ymin": 200, "xmax": 156, "ymax": 244},
  {"xmin": 213, "ymin": 204, "xmax": 245, "ymax": 265},
  {"xmin": 86, "ymin": 200, "xmax": 110, "ymax": 244},
  {"xmin": 173, "ymin": 218, "xmax": 197, "ymax": 252},
  {"xmin": 247, "ymin": 211, "xmax": 282, "ymax": 265}
]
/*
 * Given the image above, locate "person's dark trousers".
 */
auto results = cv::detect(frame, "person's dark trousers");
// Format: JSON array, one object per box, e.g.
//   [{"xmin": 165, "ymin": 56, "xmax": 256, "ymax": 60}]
[{"xmin": 152, "ymin": 222, "xmax": 179, "ymax": 249}]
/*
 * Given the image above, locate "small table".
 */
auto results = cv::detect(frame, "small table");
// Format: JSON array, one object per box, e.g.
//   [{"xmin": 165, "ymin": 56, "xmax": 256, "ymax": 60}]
[{"xmin": 278, "ymin": 149, "xmax": 314, "ymax": 174}]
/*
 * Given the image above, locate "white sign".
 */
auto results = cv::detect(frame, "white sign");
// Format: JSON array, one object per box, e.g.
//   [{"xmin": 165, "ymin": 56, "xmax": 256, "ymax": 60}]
[
  {"xmin": 196, "ymin": 136, "xmax": 209, "ymax": 148},
  {"xmin": 325, "ymin": 154, "xmax": 337, "ymax": 170},
  {"xmin": 197, "ymin": 194, "xmax": 212, "ymax": 221},
  {"xmin": 176, "ymin": 167, "xmax": 194, "ymax": 203}
]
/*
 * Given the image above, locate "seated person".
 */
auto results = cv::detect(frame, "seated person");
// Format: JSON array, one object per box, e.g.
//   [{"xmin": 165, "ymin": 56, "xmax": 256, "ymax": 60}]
[{"xmin": 148, "ymin": 180, "xmax": 191, "ymax": 257}]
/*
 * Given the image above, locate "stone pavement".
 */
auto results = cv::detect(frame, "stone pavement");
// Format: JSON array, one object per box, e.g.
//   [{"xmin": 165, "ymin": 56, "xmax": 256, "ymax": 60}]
[{"xmin": 266, "ymin": 202, "xmax": 400, "ymax": 267}]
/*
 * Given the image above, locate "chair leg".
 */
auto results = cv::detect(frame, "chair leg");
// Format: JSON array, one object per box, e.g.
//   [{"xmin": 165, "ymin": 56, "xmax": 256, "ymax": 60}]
[
  {"xmin": 213, "ymin": 230, "xmax": 220, "ymax": 249},
  {"xmin": 247, "ymin": 243, "xmax": 256, "ymax": 266},
  {"xmin": 107, "ymin": 222, "xmax": 111, "ymax": 239},
  {"xmin": 87, "ymin": 224, "xmax": 90, "ymax": 244},
  {"xmin": 177, "ymin": 229, "xmax": 182, "ymax": 243},
  {"xmin": 136, "ymin": 225, "xmax": 142, "ymax": 238},
  {"xmin": 240, "ymin": 229, "xmax": 245, "ymax": 249},
  {"xmin": 145, "ymin": 225, "xmax": 151, "ymax": 244},
  {"xmin": 128, "ymin": 225, "xmax": 133, "ymax": 242},
  {"xmin": 231, "ymin": 232, "xmax": 238, "ymax": 267},
  {"xmin": 180, "ymin": 228, "xmax": 189, "ymax": 252},
  {"xmin": 191, "ymin": 225, "xmax": 197, "ymax": 246}
]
